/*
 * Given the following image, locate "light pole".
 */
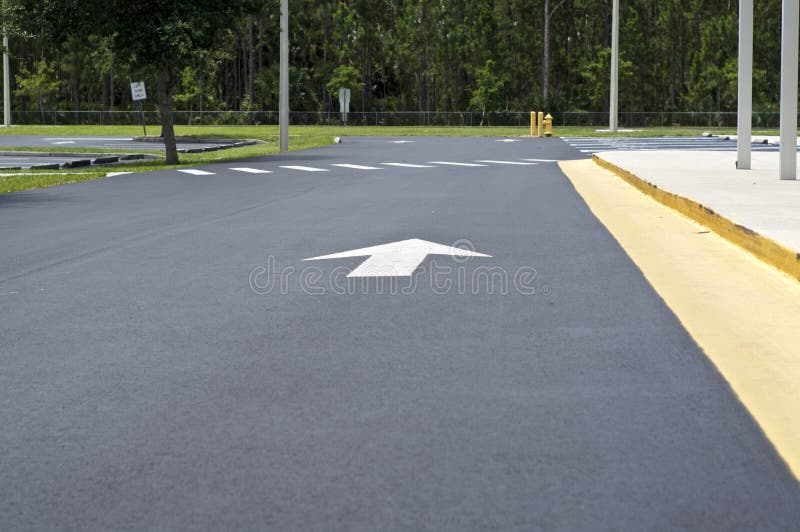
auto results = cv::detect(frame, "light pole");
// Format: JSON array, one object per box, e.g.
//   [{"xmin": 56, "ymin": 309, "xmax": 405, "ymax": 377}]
[
  {"xmin": 279, "ymin": 0, "xmax": 289, "ymax": 152},
  {"xmin": 779, "ymin": 0, "xmax": 798, "ymax": 180},
  {"xmin": 2, "ymin": 0, "xmax": 10, "ymax": 127},
  {"xmin": 737, "ymin": 0, "xmax": 753, "ymax": 170},
  {"xmin": 609, "ymin": 0, "xmax": 619, "ymax": 132}
]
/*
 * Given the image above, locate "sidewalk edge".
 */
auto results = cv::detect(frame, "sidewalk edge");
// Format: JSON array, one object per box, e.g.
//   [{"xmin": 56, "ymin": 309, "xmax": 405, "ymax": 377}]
[{"xmin": 593, "ymin": 154, "xmax": 800, "ymax": 281}]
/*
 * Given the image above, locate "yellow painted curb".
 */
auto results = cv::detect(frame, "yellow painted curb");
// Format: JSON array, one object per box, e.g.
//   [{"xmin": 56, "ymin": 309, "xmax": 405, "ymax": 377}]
[
  {"xmin": 561, "ymin": 159, "xmax": 800, "ymax": 482},
  {"xmin": 593, "ymin": 154, "xmax": 800, "ymax": 281}
]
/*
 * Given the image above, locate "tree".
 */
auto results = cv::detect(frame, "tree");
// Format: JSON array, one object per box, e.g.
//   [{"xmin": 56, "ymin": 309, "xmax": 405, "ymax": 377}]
[
  {"xmin": 469, "ymin": 59, "xmax": 504, "ymax": 125},
  {"xmin": 11, "ymin": 0, "xmax": 261, "ymax": 163},
  {"xmin": 14, "ymin": 58, "xmax": 63, "ymax": 120}
]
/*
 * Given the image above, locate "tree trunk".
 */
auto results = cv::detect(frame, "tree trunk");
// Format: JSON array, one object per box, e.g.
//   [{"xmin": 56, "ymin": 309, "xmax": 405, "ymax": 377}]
[
  {"xmin": 543, "ymin": 0, "xmax": 550, "ymax": 105},
  {"xmin": 158, "ymin": 69, "xmax": 179, "ymax": 165},
  {"xmin": 71, "ymin": 62, "xmax": 81, "ymax": 124},
  {"xmin": 102, "ymin": 72, "xmax": 112, "ymax": 125},
  {"xmin": 248, "ymin": 15, "xmax": 255, "ymax": 103},
  {"xmin": 199, "ymin": 76, "xmax": 205, "ymax": 118}
]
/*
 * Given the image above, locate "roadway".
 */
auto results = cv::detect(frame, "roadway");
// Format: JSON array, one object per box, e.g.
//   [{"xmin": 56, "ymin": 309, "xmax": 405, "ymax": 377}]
[{"xmin": 1, "ymin": 136, "xmax": 798, "ymax": 530}]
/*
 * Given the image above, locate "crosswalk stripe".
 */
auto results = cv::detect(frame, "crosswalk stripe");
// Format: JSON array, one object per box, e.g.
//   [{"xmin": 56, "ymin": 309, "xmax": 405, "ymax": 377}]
[
  {"xmin": 230, "ymin": 167, "xmax": 272, "ymax": 174},
  {"xmin": 475, "ymin": 160, "xmax": 538, "ymax": 165},
  {"xmin": 381, "ymin": 163, "xmax": 436, "ymax": 168},
  {"xmin": 331, "ymin": 164, "xmax": 382, "ymax": 170},
  {"xmin": 428, "ymin": 161, "xmax": 488, "ymax": 167},
  {"xmin": 280, "ymin": 165, "xmax": 329, "ymax": 172},
  {"xmin": 178, "ymin": 169, "xmax": 215, "ymax": 175}
]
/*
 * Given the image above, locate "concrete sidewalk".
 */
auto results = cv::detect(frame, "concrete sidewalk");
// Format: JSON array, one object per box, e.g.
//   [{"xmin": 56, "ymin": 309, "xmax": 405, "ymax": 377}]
[{"xmin": 593, "ymin": 150, "xmax": 800, "ymax": 280}]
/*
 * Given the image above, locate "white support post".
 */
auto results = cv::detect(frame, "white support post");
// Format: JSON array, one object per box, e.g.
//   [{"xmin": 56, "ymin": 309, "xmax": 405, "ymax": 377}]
[
  {"xmin": 737, "ymin": 0, "xmax": 753, "ymax": 170},
  {"xmin": 3, "ymin": 29, "xmax": 10, "ymax": 127},
  {"xmin": 279, "ymin": 0, "xmax": 289, "ymax": 152},
  {"xmin": 779, "ymin": 0, "xmax": 798, "ymax": 180},
  {"xmin": 609, "ymin": 0, "xmax": 619, "ymax": 133}
]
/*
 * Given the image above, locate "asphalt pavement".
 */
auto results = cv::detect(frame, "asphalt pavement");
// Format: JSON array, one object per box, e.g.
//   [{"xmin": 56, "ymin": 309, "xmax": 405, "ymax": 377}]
[
  {"xmin": 1, "ymin": 136, "xmax": 798, "ymax": 530},
  {"xmin": 0, "ymin": 135, "xmax": 242, "ymax": 151},
  {"xmin": 0, "ymin": 136, "xmax": 250, "ymax": 169}
]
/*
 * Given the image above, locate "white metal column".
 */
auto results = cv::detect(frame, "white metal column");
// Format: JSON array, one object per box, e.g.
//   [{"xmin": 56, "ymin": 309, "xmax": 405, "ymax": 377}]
[
  {"xmin": 279, "ymin": 0, "xmax": 289, "ymax": 152},
  {"xmin": 3, "ymin": 29, "xmax": 10, "ymax": 127},
  {"xmin": 779, "ymin": 0, "xmax": 798, "ymax": 180},
  {"xmin": 737, "ymin": 0, "xmax": 753, "ymax": 169},
  {"xmin": 609, "ymin": 0, "xmax": 619, "ymax": 132}
]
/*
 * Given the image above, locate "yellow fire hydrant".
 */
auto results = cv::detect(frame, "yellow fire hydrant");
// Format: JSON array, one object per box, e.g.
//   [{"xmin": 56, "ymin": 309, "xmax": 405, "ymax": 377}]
[{"xmin": 544, "ymin": 114, "xmax": 553, "ymax": 137}]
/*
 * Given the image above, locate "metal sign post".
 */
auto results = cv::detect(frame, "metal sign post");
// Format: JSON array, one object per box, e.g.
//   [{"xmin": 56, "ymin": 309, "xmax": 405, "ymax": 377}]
[
  {"xmin": 338, "ymin": 88, "xmax": 351, "ymax": 125},
  {"xmin": 279, "ymin": 0, "xmax": 289, "ymax": 152},
  {"xmin": 3, "ymin": 27, "xmax": 10, "ymax": 127},
  {"xmin": 609, "ymin": 0, "xmax": 619, "ymax": 132},
  {"xmin": 130, "ymin": 81, "xmax": 148, "ymax": 137}
]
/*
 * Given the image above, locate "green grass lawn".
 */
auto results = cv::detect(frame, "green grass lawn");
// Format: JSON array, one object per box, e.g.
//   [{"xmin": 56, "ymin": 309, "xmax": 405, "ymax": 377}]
[
  {"xmin": 0, "ymin": 123, "xmax": 775, "ymax": 140},
  {"xmin": 0, "ymin": 124, "xmax": 785, "ymax": 194}
]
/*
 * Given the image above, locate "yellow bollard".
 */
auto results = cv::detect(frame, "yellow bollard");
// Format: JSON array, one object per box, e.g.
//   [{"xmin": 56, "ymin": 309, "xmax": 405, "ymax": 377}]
[
  {"xmin": 544, "ymin": 113, "xmax": 553, "ymax": 137},
  {"xmin": 537, "ymin": 111, "xmax": 544, "ymax": 138},
  {"xmin": 530, "ymin": 112, "xmax": 537, "ymax": 137}
]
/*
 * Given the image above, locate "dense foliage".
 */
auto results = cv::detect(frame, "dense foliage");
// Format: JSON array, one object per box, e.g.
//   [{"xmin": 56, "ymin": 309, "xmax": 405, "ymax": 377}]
[{"xmin": 1, "ymin": 0, "xmax": 787, "ymax": 118}]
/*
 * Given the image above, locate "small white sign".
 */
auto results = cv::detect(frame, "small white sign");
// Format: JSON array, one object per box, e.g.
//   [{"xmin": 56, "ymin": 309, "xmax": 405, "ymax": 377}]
[
  {"xmin": 338, "ymin": 88, "xmax": 351, "ymax": 124},
  {"xmin": 130, "ymin": 81, "xmax": 147, "ymax": 101},
  {"xmin": 338, "ymin": 88, "xmax": 351, "ymax": 112}
]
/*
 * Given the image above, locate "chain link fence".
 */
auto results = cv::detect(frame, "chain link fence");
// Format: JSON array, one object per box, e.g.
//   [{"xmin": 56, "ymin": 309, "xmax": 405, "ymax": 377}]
[{"xmin": 2, "ymin": 110, "xmax": 787, "ymax": 128}]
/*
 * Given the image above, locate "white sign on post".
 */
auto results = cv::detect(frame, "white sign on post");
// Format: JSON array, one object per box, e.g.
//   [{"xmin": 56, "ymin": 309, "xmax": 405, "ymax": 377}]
[
  {"xmin": 338, "ymin": 88, "xmax": 351, "ymax": 125},
  {"xmin": 130, "ymin": 81, "xmax": 148, "ymax": 136},
  {"xmin": 130, "ymin": 81, "xmax": 147, "ymax": 101}
]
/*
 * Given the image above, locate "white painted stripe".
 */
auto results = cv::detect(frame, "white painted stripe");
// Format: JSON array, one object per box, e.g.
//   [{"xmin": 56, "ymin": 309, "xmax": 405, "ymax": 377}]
[
  {"xmin": 381, "ymin": 163, "xmax": 436, "ymax": 168},
  {"xmin": 475, "ymin": 160, "xmax": 538, "ymax": 165},
  {"xmin": 580, "ymin": 150, "xmax": 599, "ymax": 153},
  {"xmin": 280, "ymin": 165, "xmax": 329, "ymax": 172},
  {"xmin": 178, "ymin": 169, "xmax": 215, "ymax": 175},
  {"xmin": 522, "ymin": 158, "xmax": 558, "ymax": 162},
  {"xmin": 428, "ymin": 161, "xmax": 488, "ymax": 167},
  {"xmin": 331, "ymin": 164, "xmax": 382, "ymax": 170},
  {"xmin": 230, "ymin": 167, "xmax": 272, "ymax": 173}
]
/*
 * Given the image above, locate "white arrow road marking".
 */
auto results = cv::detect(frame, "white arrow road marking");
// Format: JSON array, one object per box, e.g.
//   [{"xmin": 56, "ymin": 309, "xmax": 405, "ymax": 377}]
[
  {"xmin": 230, "ymin": 167, "xmax": 272, "ymax": 173},
  {"xmin": 428, "ymin": 161, "xmax": 488, "ymax": 167},
  {"xmin": 381, "ymin": 163, "xmax": 436, "ymax": 168},
  {"xmin": 475, "ymin": 160, "xmax": 539, "ymax": 165},
  {"xmin": 280, "ymin": 165, "xmax": 329, "ymax": 172},
  {"xmin": 304, "ymin": 238, "xmax": 491, "ymax": 278},
  {"xmin": 178, "ymin": 169, "xmax": 215, "ymax": 175},
  {"xmin": 331, "ymin": 164, "xmax": 382, "ymax": 170}
]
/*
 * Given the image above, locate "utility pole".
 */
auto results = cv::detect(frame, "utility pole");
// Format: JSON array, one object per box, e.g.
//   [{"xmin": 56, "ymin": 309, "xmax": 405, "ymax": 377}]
[
  {"xmin": 779, "ymin": 0, "xmax": 798, "ymax": 180},
  {"xmin": 3, "ymin": 0, "xmax": 10, "ymax": 128},
  {"xmin": 737, "ymin": 0, "xmax": 753, "ymax": 170},
  {"xmin": 609, "ymin": 0, "xmax": 619, "ymax": 132},
  {"xmin": 279, "ymin": 0, "xmax": 289, "ymax": 152}
]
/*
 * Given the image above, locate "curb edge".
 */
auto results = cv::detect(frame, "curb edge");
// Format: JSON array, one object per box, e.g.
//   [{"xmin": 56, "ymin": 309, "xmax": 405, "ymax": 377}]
[{"xmin": 592, "ymin": 154, "xmax": 800, "ymax": 281}]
